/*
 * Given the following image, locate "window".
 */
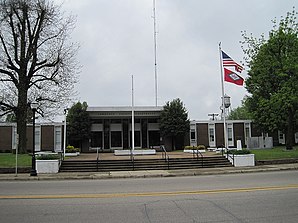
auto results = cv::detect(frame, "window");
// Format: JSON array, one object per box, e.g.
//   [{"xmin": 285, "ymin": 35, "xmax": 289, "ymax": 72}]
[
  {"xmin": 244, "ymin": 123, "xmax": 251, "ymax": 145},
  {"xmin": 35, "ymin": 126, "xmax": 41, "ymax": 151},
  {"xmin": 227, "ymin": 123, "xmax": 234, "ymax": 147},
  {"xmin": 54, "ymin": 126, "xmax": 62, "ymax": 152},
  {"xmin": 91, "ymin": 132, "xmax": 103, "ymax": 148},
  {"xmin": 130, "ymin": 131, "xmax": 141, "ymax": 148},
  {"xmin": 191, "ymin": 131, "xmax": 196, "ymax": 140},
  {"xmin": 111, "ymin": 131, "xmax": 122, "ymax": 148},
  {"xmin": 148, "ymin": 131, "xmax": 160, "ymax": 147},
  {"xmin": 209, "ymin": 128, "xmax": 215, "ymax": 142}
]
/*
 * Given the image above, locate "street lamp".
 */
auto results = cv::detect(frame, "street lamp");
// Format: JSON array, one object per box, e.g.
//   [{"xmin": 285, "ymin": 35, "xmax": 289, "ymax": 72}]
[
  {"xmin": 63, "ymin": 108, "xmax": 69, "ymax": 160},
  {"xmin": 30, "ymin": 101, "xmax": 38, "ymax": 176}
]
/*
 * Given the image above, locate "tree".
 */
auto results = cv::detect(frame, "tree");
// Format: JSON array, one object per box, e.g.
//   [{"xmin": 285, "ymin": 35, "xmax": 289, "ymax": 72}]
[
  {"xmin": 160, "ymin": 98, "xmax": 190, "ymax": 150},
  {"xmin": 0, "ymin": 0, "xmax": 79, "ymax": 153},
  {"xmin": 241, "ymin": 9, "xmax": 298, "ymax": 149},
  {"xmin": 66, "ymin": 102, "xmax": 90, "ymax": 149},
  {"xmin": 228, "ymin": 97, "xmax": 252, "ymax": 120}
]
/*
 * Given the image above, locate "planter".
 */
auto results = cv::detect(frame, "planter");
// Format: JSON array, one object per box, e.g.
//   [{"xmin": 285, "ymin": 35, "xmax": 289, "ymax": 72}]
[
  {"xmin": 36, "ymin": 160, "xmax": 60, "ymax": 173},
  {"xmin": 114, "ymin": 149, "xmax": 156, "ymax": 156},
  {"xmin": 65, "ymin": 152, "xmax": 80, "ymax": 157},
  {"xmin": 226, "ymin": 154, "xmax": 255, "ymax": 167},
  {"xmin": 183, "ymin": 149, "xmax": 206, "ymax": 154}
]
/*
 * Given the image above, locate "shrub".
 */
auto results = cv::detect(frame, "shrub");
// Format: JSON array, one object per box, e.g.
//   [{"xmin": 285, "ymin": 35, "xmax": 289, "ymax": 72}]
[
  {"xmin": 184, "ymin": 145, "xmax": 206, "ymax": 150},
  {"xmin": 66, "ymin": 145, "xmax": 80, "ymax": 153},
  {"xmin": 36, "ymin": 153, "xmax": 60, "ymax": 160}
]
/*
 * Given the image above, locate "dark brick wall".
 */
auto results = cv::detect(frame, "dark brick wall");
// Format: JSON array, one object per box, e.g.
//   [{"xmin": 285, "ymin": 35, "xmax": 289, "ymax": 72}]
[
  {"xmin": 233, "ymin": 123, "xmax": 245, "ymax": 147},
  {"xmin": 0, "ymin": 126, "xmax": 12, "ymax": 151},
  {"xmin": 215, "ymin": 123, "xmax": 224, "ymax": 147},
  {"xmin": 41, "ymin": 126, "xmax": 54, "ymax": 151},
  {"xmin": 197, "ymin": 123, "xmax": 209, "ymax": 146}
]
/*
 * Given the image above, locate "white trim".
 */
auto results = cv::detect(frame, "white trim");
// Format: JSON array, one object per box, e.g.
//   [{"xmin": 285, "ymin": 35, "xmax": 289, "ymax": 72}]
[
  {"xmin": 91, "ymin": 124, "xmax": 103, "ymax": 131},
  {"xmin": 129, "ymin": 123, "xmax": 141, "ymax": 131},
  {"xmin": 54, "ymin": 126, "xmax": 62, "ymax": 152},
  {"xmin": 110, "ymin": 123, "xmax": 122, "ymax": 131},
  {"xmin": 190, "ymin": 123, "xmax": 197, "ymax": 147},
  {"xmin": 244, "ymin": 122, "xmax": 251, "ymax": 146},
  {"xmin": 148, "ymin": 123, "xmax": 159, "ymax": 130},
  {"xmin": 278, "ymin": 130, "xmax": 285, "ymax": 144}
]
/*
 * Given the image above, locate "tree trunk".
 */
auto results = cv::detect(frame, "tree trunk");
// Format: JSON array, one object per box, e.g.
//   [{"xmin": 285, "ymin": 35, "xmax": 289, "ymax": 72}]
[
  {"xmin": 285, "ymin": 109, "xmax": 295, "ymax": 150},
  {"xmin": 16, "ymin": 81, "xmax": 29, "ymax": 154}
]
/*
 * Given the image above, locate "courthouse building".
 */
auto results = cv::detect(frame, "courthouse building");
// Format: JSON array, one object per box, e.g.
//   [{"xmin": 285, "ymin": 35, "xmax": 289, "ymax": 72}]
[
  {"xmin": 0, "ymin": 106, "xmax": 297, "ymax": 153},
  {"xmin": 87, "ymin": 106, "xmax": 163, "ymax": 152}
]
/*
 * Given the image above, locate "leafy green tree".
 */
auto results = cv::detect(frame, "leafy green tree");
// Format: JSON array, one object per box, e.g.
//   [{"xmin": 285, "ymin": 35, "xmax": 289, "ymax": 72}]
[
  {"xmin": 67, "ymin": 102, "xmax": 90, "ymax": 149},
  {"xmin": 241, "ymin": 9, "xmax": 298, "ymax": 149},
  {"xmin": 160, "ymin": 98, "xmax": 190, "ymax": 150},
  {"xmin": 0, "ymin": 0, "xmax": 79, "ymax": 153},
  {"xmin": 228, "ymin": 97, "xmax": 252, "ymax": 120}
]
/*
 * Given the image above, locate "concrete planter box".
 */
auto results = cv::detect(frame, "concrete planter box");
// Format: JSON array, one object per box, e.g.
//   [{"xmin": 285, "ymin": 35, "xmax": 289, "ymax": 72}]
[
  {"xmin": 36, "ymin": 160, "xmax": 60, "ymax": 173},
  {"xmin": 184, "ymin": 149, "xmax": 206, "ymax": 154},
  {"xmin": 65, "ymin": 152, "xmax": 80, "ymax": 157},
  {"xmin": 114, "ymin": 149, "xmax": 156, "ymax": 156},
  {"xmin": 226, "ymin": 154, "xmax": 255, "ymax": 167}
]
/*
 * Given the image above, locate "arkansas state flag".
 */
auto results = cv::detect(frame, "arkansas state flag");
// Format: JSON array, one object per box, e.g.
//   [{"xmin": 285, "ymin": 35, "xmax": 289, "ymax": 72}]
[{"xmin": 224, "ymin": 68, "xmax": 244, "ymax": 86}]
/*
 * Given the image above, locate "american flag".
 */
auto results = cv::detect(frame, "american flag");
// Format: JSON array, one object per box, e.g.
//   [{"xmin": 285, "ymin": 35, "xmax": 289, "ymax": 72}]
[{"xmin": 222, "ymin": 51, "xmax": 244, "ymax": 73}]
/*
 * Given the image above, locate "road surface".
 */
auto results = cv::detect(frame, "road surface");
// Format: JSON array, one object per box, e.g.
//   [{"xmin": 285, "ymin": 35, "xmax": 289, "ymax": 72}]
[{"xmin": 0, "ymin": 171, "xmax": 298, "ymax": 222}]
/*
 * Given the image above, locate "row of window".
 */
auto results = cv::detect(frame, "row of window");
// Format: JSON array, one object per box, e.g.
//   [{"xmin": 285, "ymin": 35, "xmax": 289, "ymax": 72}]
[
  {"xmin": 11, "ymin": 126, "xmax": 62, "ymax": 152},
  {"xmin": 190, "ymin": 122, "xmax": 251, "ymax": 147}
]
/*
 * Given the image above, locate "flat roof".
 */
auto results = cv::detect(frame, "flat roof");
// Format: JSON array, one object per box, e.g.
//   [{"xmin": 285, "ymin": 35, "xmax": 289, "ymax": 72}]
[
  {"xmin": 87, "ymin": 106, "xmax": 163, "ymax": 112},
  {"xmin": 87, "ymin": 106, "xmax": 163, "ymax": 118}
]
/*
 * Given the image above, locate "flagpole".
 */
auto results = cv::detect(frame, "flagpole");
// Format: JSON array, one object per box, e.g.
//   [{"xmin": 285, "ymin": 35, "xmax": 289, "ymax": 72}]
[
  {"xmin": 219, "ymin": 43, "xmax": 228, "ymax": 151},
  {"xmin": 131, "ymin": 75, "xmax": 135, "ymax": 153},
  {"xmin": 153, "ymin": 0, "xmax": 158, "ymax": 106}
]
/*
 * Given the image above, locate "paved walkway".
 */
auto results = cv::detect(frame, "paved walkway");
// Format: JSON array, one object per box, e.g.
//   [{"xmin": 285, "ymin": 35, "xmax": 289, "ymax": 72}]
[
  {"xmin": 66, "ymin": 151, "xmax": 219, "ymax": 161},
  {"xmin": 0, "ymin": 163, "xmax": 297, "ymax": 181}
]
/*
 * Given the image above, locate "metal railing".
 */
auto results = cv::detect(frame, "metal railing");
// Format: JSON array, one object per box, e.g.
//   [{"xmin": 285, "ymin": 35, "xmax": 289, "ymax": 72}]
[
  {"xmin": 160, "ymin": 145, "xmax": 170, "ymax": 170},
  {"xmin": 89, "ymin": 147, "xmax": 101, "ymax": 171},
  {"xmin": 130, "ymin": 149, "xmax": 135, "ymax": 170},
  {"xmin": 192, "ymin": 146, "xmax": 204, "ymax": 167},
  {"xmin": 220, "ymin": 145, "xmax": 234, "ymax": 166}
]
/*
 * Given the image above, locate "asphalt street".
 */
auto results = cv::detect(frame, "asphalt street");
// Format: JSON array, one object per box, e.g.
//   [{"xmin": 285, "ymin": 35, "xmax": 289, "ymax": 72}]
[{"xmin": 0, "ymin": 171, "xmax": 298, "ymax": 222}]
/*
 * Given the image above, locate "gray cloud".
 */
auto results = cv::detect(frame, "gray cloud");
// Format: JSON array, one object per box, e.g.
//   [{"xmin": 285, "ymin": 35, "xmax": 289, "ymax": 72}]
[{"xmin": 58, "ymin": 0, "xmax": 297, "ymax": 120}]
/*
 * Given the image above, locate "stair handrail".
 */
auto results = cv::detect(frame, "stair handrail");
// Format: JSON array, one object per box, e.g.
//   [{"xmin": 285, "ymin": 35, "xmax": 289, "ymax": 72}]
[
  {"xmin": 192, "ymin": 146, "xmax": 203, "ymax": 167},
  {"xmin": 130, "ymin": 149, "xmax": 135, "ymax": 170},
  {"xmin": 96, "ymin": 147, "xmax": 100, "ymax": 171},
  {"xmin": 89, "ymin": 147, "xmax": 101, "ymax": 171},
  {"xmin": 160, "ymin": 145, "xmax": 170, "ymax": 169},
  {"xmin": 222, "ymin": 145, "xmax": 234, "ymax": 167}
]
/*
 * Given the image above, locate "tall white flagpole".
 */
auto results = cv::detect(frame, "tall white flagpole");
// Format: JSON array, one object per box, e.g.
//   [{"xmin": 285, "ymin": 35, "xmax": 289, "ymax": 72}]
[
  {"xmin": 131, "ymin": 75, "xmax": 135, "ymax": 153},
  {"xmin": 219, "ymin": 43, "xmax": 228, "ymax": 150},
  {"xmin": 153, "ymin": 0, "xmax": 158, "ymax": 106}
]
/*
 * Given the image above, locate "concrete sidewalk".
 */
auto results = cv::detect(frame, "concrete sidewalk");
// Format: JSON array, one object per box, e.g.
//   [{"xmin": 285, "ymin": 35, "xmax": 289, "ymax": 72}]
[{"xmin": 0, "ymin": 163, "xmax": 297, "ymax": 181}]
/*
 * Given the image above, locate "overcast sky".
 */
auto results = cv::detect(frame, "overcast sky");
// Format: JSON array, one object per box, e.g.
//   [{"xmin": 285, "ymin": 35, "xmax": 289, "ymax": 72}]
[{"xmin": 58, "ymin": 0, "xmax": 297, "ymax": 120}]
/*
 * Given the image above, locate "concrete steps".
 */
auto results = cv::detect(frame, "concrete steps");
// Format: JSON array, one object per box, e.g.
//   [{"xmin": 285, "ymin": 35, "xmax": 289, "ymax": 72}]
[{"xmin": 59, "ymin": 156, "xmax": 233, "ymax": 172}]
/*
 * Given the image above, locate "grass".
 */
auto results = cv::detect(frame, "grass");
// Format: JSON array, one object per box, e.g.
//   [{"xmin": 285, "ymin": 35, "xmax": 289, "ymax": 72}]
[
  {"xmin": 0, "ymin": 146, "xmax": 298, "ymax": 167},
  {"xmin": 251, "ymin": 146, "xmax": 298, "ymax": 160},
  {"xmin": 0, "ymin": 153, "xmax": 32, "ymax": 168}
]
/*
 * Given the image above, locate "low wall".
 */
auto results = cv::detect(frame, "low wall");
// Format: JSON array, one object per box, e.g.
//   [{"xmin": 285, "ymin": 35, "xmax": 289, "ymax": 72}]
[
  {"xmin": 226, "ymin": 154, "xmax": 255, "ymax": 167},
  {"xmin": 114, "ymin": 149, "xmax": 156, "ymax": 156},
  {"xmin": 36, "ymin": 160, "xmax": 59, "ymax": 173}
]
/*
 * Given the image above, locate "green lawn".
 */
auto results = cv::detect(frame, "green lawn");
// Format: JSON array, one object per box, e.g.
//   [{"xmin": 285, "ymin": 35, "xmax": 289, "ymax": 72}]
[
  {"xmin": 251, "ymin": 146, "xmax": 298, "ymax": 160},
  {"xmin": 0, "ymin": 153, "xmax": 31, "ymax": 168},
  {"xmin": 0, "ymin": 147, "xmax": 298, "ymax": 167}
]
